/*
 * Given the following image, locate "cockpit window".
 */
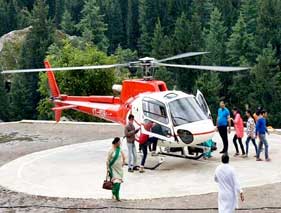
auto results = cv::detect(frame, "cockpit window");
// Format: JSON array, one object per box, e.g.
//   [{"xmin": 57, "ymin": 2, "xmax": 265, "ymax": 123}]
[
  {"xmin": 142, "ymin": 98, "xmax": 169, "ymax": 124},
  {"xmin": 169, "ymin": 97, "xmax": 208, "ymax": 126}
]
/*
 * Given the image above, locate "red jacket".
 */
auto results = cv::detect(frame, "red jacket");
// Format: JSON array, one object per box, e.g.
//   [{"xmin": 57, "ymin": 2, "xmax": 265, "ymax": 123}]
[{"xmin": 138, "ymin": 122, "xmax": 153, "ymax": 144}]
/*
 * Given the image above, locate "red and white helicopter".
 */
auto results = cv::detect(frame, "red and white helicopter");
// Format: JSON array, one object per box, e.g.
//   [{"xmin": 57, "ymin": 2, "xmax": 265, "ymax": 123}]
[{"xmin": 2, "ymin": 52, "xmax": 248, "ymax": 162}]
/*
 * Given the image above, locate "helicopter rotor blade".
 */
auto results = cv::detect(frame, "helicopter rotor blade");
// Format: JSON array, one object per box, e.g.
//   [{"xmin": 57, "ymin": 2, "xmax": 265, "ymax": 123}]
[
  {"xmin": 157, "ymin": 52, "xmax": 209, "ymax": 63},
  {"xmin": 1, "ymin": 64, "xmax": 128, "ymax": 74},
  {"xmin": 157, "ymin": 63, "xmax": 250, "ymax": 72}
]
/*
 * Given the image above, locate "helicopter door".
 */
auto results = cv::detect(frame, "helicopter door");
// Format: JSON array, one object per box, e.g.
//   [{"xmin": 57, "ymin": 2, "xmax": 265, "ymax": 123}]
[
  {"xmin": 141, "ymin": 97, "xmax": 174, "ymax": 142},
  {"xmin": 196, "ymin": 90, "xmax": 211, "ymax": 118}
]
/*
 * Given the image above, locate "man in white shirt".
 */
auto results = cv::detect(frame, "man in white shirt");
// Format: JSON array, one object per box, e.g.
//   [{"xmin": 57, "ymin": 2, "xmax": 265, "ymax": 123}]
[{"xmin": 215, "ymin": 154, "xmax": 244, "ymax": 213}]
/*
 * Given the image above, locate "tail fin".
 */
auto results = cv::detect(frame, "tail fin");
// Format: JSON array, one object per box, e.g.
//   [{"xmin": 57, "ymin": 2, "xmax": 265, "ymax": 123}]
[
  {"xmin": 44, "ymin": 61, "xmax": 60, "ymax": 98},
  {"xmin": 44, "ymin": 61, "xmax": 61, "ymax": 122}
]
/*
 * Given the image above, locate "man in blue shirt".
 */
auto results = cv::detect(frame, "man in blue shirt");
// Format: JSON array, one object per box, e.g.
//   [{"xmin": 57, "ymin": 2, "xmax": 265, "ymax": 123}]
[
  {"xmin": 256, "ymin": 110, "xmax": 270, "ymax": 161},
  {"xmin": 217, "ymin": 101, "xmax": 231, "ymax": 154}
]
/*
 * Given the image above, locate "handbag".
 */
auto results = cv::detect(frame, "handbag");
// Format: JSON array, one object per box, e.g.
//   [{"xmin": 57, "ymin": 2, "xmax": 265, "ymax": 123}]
[{"xmin": 102, "ymin": 172, "xmax": 113, "ymax": 190}]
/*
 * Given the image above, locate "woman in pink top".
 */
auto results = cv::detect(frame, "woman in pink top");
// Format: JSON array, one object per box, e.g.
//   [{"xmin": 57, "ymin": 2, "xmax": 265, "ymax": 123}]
[{"xmin": 232, "ymin": 108, "xmax": 246, "ymax": 157}]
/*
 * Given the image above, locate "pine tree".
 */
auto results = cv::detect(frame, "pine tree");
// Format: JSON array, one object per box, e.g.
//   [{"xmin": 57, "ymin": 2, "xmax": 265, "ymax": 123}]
[
  {"xmin": 126, "ymin": 0, "xmax": 139, "ymax": 49},
  {"xmin": 250, "ymin": 44, "xmax": 280, "ymax": 126},
  {"xmin": 226, "ymin": 13, "xmax": 258, "ymax": 108},
  {"xmin": 203, "ymin": 7, "xmax": 227, "ymax": 65},
  {"xmin": 138, "ymin": 0, "xmax": 158, "ymax": 55},
  {"xmin": 151, "ymin": 18, "xmax": 164, "ymax": 58},
  {"xmin": 195, "ymin": 72, "xmax": 222, "ymax": 115},
  {"xmin": 189, "ymin": 12, "xmax": 203, "ymax": 51},
  {"xmin": 191, "ymin": 0, "xmax": 214, "ymax": 28},
  {"xmin": 195, "ymin": 7, "xmax": 225, "ymax": 113},
  {"xmin": 213, "ymin": 0, "xmax": 241, "ymax": 33},
  {"xmin": 0, "ymin": 0, "xmax": 17, "ymax": 36},
  {"xmin": 106, "ymin": 0, "xmax": 125, "ymax": 53},
  {"xmin": 173, "ymin": 12, "xmax": 190, "ymax": 53},
  {"xmin": 151, "ymin": 18, "xmax": 174, "ymax": 88},
  {"xmin": 77, "ymin": 0, "xmax": 108, "ymax": 51},
  {"xmin": 226, "ymin": 14, "xmax": 257, "ymax": 66},
  {"xmin": 54, "ymin": 0, "xmax": 64, "ymax": 27},
  {"xmin": 61, "ymin": 9, "xmax": 75, "ymax": 35},
  {"xmin": 9, "ymin": 0, "xmax": 54, "ymax": 120},
  {"xmin": 257, "ymin": 0, "xmax": 281, "ymax": 61},
  {"xmin": 240, "ymin": 0, "xmax": 258, "ymax": 34}
]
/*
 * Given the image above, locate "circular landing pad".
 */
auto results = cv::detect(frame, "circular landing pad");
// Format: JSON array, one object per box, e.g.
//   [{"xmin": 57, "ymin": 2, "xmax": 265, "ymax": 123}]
[{"xmin": 0, "ymin": 133, "xmax": 281, "ymax": 199}]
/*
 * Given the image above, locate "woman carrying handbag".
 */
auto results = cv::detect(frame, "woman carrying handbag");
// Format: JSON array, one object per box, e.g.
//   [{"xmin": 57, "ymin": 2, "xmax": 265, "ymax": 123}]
[{"xmin": 106, "ymin": 137, "xmax": 125, "ymax": 201}]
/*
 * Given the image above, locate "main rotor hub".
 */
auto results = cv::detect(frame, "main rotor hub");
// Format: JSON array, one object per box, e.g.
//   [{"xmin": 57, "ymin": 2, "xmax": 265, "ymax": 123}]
[{"xmin": 138, "ymin": 57, "xmax": 157, "ymax": 79}]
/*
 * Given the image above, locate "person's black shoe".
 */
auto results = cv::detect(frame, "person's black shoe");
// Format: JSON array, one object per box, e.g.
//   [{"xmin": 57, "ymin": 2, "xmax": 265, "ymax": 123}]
[
  {"xmin": 219, "ymin": 150, "xmax": 225, "ymax": 154},
  {"xmin": 128, "ymin": 168, "xmax": 134, "ymax": 173},
  {"xmin": 133, "ymin": 166, "xmax": 140, "ymax": 171}
]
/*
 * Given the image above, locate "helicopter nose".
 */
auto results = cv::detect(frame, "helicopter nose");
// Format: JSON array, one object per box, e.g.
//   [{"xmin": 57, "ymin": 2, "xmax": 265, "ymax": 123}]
[{"xmin": 175, "ymin": 119, "xmax": 215, "ymax": 145}]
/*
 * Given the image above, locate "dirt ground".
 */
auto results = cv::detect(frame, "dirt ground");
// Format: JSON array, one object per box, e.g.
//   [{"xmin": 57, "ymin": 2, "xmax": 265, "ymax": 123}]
[{"xmin": 0, "ymin": 122, "xmax": 281, "ymax": 213}]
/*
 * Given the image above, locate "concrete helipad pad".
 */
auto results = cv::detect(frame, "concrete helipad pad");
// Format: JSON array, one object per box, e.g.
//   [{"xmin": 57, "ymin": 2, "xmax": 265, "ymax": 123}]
[{"xmin": 0, "ymin": 133, "xmax": 281, "ymax": 199}]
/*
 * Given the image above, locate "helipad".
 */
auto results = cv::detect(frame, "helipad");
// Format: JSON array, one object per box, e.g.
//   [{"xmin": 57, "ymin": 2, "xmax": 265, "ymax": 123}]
[{"xmin": 0, "ymin": 133, "xmax": 280, "ymax": 199}]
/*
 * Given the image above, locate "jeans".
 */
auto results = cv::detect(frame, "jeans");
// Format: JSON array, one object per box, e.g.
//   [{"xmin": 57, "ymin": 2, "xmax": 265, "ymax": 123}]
[
  {"xmin": 141, "ymin": 137, "xmax": 158, "ymax": 166},
  {"xmin": 233, "ymin": 134, "xmax": 245, "ymax": 155},
  {"xmin": 127, "ymin": 142, "xmax": 137, "ymax": 169},
  {"xmin": 257, "ymin": 134, "xmax": 269, "ymax": 159},
  {"xmin": 245, "ymin": 136, "xmax": 258, "ymax": 155},
  {"xmin": 140, "ymin": 143, "xmax": 148, "ymax": 166},
  {"xmin": 218, "ymin": 126, "xmax": 228, "ymax": 153},
  {"xmin": 148, "ymin": 137, "xmax": 158, "ymax": 152}
]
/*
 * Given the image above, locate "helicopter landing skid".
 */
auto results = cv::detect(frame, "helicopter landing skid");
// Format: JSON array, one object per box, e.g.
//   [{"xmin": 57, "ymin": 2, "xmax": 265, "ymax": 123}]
[
  {"xmin": 159, "ymin": 152, "xmax": 204, "ymax": 160},
  {"xmin": 125, "ymin": 155, "xmax": 165, "ymax": 170}
]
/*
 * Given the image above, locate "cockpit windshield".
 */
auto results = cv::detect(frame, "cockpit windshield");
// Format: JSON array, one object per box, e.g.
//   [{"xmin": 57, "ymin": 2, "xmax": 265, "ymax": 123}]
[{"xmin": 169, "ymin": 97, "xmax": 208, "ymax": 126}]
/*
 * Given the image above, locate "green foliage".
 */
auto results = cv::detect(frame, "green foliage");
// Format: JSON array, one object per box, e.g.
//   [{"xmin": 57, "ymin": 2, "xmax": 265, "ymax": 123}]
[
  {"xmin": 1, "ymin": 0, "xmax": 281, "ymax": 126},
  {"xmin": 60, "ymin": 9, "xmax": 75, "ymax": 35},
  {"xmin": 213, "ymin": 0, "xmax": 241, "ymax": 33},
  {"xmin": 191, "ymin": 0, "xmax": 213, "ymax": 27},
  {"xmin": 38, "ymin": 40, "xmax": 116, "ymax": 121},
  {"xmin": 257, "ymin": 0, "xmax": 281, "ymax": 60},
  {"xmin": 105, "ymin": 0, "xmax": 125, "ymax": 53},
  {"xmin": 195, "ymin": 73, "xmax": 222, "ymax": 115},
  {"xmin": 196, "ymin": 7, "xmax": 224, "ymax": 114},
  {"xmin": 151, "ymin": 18, "xmax": 174, "ymax": 89},
  {"xmin": 226, "ymin": 14, "xmax": 257, "ymax": 66},
  {"xmin": 240, "ymin": 0, "xmax": 258, "ymax": 34},
  {"xmin": 126, "ymin": 0, "xmax": 139, "ymax": 49},
  {"xmin": 77, "ymin": 0, "xmax": 108, "ymax": 52},
  {"xmin": 113, "ymin": 45, "xmax": 138, "ymax": 83},
  {"xmin": 203, "ymin": 8, "xmax": 227, "ymax": 65},
  {"xmin": 9, "ymin": 0, "xmax": 54, "ymax": 120},
  {"xmin": 0, "ymin": 0, "xmax": 17, "ymax": 36},
  {"xmin": 250, "ymin": 45, "xmax": 281, "ymax": 126}
]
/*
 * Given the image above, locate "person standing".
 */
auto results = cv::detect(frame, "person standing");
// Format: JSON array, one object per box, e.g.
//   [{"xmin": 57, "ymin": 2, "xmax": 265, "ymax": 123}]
[
  {"xmin": 124, "ymin": 114, "xmax": 139, "ymax": 172},
  {"xmin": 256, "ymin": 110, "xmax": 270, "ymax": 161},
  {"xmin": 217, "ymin": 101, "xmax": 231, "ymax": 154},
  {"xmin": 232, "ymin": 108, "xmax": 246, "ymax": 157},
  {"xmin": 106, "ymin": 137, "xmax": 125, "ymax": 201},
  {"xmin": 215, "ymin": 154, "xmax": 244, "ymax": 213},
  {"xmin": 253, "ymin": 107, "xmax": 262, "ymax": 122},
  {"xmin": 245, "ymin": 110, "xmax": 258, "ymax": 157},
  {"xmin": 138, "ymin": 121, "xmax": 154, "ymax": 173}
]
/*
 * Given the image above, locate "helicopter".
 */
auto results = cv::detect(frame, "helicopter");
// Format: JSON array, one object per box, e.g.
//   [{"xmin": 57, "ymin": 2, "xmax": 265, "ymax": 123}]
[{"xmin": 2, "ymin": 52, "xmax": 248, "ymax": 162}]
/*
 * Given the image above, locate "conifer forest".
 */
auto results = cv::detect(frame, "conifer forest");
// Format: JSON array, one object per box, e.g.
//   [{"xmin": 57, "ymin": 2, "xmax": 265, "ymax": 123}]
[{"xmin": 0, "ymin": 0, "xmax": 280, "ymax": 126}]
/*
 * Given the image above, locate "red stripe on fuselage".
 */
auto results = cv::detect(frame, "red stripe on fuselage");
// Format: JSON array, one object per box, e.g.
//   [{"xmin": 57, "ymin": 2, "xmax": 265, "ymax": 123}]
[{"xmin": 193, "ymin": 129, "xmax": 216, "ymax": 136}]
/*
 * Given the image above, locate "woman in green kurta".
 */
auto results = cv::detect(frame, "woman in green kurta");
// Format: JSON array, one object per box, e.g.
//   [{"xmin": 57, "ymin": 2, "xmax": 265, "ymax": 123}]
[{"xmin": 106, "ymin": 137, "xmax": 125, "ymax": 201}]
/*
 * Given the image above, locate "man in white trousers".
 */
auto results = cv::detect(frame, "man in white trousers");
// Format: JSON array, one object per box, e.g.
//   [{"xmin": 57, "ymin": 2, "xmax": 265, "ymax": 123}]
[{"xmin": 215, "ymin": 154, "xmax": 244, "ymax": 213}]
